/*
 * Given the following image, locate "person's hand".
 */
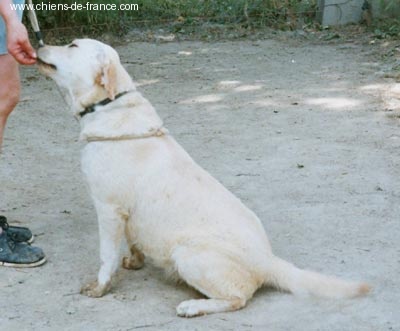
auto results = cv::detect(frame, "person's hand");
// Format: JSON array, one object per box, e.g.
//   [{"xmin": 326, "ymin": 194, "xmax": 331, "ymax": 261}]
[{"xmin": 7, "ymin": 20, "xmax": 36, "ymax": 65}]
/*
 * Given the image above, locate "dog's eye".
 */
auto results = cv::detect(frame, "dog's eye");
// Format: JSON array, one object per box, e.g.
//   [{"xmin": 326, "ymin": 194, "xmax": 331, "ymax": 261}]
[{"xmin": 69, "ymin": 44, "xmax": 78, "ymax": 48}]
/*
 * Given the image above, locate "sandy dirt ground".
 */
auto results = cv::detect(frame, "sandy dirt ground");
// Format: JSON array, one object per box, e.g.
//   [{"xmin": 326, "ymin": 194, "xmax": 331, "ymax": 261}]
[{"xmin": 1, "ymin": 37, "xmax": 399, "ymax": 331}]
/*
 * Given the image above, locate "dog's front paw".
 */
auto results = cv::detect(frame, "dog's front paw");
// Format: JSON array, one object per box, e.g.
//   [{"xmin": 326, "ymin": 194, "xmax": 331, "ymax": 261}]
[
  {"xmin": 176, "ymin": 300, "xmax": 205, "ymax": 318},
  {"xmin": 80, "ymin": 280, "xmax": 110, "ymax": 298}
]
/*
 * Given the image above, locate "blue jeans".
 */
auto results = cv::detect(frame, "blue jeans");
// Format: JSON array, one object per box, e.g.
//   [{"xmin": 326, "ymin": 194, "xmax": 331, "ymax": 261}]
[{"xmin": 0, "ymin": 0, "xmax": 25, "ymax": 55}]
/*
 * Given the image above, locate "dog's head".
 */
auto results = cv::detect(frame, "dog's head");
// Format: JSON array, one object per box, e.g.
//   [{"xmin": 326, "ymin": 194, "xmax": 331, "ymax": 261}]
[{"xmin": 37, "ymin": 39, "xmax": 134, "ymax": 114}]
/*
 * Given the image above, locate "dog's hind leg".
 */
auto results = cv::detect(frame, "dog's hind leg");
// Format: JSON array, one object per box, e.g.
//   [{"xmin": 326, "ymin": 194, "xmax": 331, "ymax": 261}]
[
  {"xmin": 81, "ymin": 201, "xmax": 125, "ymax": 298},
  {"xmin": 173, "ymin": 247, "xmax": 260, "ymax": 317},
  {"xmin": 122, "ymin": 220, "xmax": 145, "ymax": 270}
]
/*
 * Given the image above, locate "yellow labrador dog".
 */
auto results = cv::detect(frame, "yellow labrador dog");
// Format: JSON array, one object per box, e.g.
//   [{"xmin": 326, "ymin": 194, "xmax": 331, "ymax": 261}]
[{"xmin": 37, "ymin": 39, "xmax": 370, "ymax": 317}]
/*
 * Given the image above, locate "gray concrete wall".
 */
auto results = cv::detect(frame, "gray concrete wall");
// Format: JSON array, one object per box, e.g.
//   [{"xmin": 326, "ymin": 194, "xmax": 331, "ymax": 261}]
[
  {"xmin": 317, "ymin": 0, "xmax": 400, "ymax": 26},
  {"xmin": 318, "ymin": 0, "xmax": 364, "ymax": 26}
]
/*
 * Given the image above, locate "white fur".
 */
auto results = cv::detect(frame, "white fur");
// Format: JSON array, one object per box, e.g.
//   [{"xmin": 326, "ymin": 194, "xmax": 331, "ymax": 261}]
[{"xmin": 37, "ymin": 39, "xmax": 370, "ymax": 317}]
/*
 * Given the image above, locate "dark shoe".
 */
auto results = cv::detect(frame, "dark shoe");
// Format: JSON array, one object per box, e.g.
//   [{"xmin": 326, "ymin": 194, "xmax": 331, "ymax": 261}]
[
  {"xmin": 0, "ymin": 216, "xmax": 34, "ymax": 243},
  {"xmin": 0, "ymin": 231, "xmax": 46, "ymax": 267}
]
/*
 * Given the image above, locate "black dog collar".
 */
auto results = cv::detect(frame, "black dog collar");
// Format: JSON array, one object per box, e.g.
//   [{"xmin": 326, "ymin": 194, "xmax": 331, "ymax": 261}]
[{"xmin": 79, "ymin": 91, "xmax": 130, "ymax": 118}]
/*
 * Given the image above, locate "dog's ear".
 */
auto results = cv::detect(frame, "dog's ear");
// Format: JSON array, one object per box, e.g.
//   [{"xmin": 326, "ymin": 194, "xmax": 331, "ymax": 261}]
[{"xmin": 95, "ymin": 53, "xmax": 117, "ymax": 100}]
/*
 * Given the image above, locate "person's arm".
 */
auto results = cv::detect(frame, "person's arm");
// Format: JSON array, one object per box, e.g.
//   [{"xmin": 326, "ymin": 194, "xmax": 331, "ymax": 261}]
[
  {"xmin": 0, "ymin": 0, "xmax": 36, "ymax": 65},
  {"xmin": 0, "ymin": 0, "xmax": 18, "ymax": 23}
]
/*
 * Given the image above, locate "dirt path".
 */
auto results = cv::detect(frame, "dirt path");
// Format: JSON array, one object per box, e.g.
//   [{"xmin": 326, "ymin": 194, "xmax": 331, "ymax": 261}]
[{"xmin": 1, "ymin": 38, "xmax": 399, "ymax": 331}]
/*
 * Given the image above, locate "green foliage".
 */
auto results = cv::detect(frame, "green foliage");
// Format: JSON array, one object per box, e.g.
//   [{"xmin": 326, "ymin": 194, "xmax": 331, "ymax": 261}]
[
  {"xmin": 28, "ymin": 0, "xmax": 318, "ymax": 37},
  {"xmin": 34, "ymin": 0, "xmax": 133, "ymax": 35},
  {"xmin": 380, "ymin": 0, "xmax": 399, "ymax": 11},
  {"xmin": 373, "ymin": 18, "xmax": 400, "ymax": 38}
]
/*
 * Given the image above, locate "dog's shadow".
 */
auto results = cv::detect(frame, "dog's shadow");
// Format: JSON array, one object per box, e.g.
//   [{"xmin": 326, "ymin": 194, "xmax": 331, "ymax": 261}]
[{"xmin": 110, "ymin": 263, "xmax": 205, "ymax": 303}]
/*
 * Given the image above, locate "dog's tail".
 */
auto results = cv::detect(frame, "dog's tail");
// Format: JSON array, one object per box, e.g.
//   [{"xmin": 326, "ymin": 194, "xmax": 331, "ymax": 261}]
[{"xmin": 265, "ymin": 255, "xmax": 371, "ymax": 299}]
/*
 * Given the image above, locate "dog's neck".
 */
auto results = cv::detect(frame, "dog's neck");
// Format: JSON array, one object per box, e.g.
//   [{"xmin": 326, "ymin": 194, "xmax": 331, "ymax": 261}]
[
  {"xmin": 78, "ymin": 91, "xmax": 131, "ymax": 118},
  {"xmin": 71, "ymin": 64, "xmax": 136, "ymax": 117},
  {"xmin": 78, "ymin": 90, "xmax": 166, "ymax": 143}
]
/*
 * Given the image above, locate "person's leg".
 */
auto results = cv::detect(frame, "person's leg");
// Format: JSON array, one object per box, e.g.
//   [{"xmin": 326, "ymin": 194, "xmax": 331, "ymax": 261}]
[
  {"xmin": 0, "ymin": 53, "xmax": 20, "ymax": 149},
  {"xmin": 0, "ymin": 0, "xmax": 23, "ymax": 149},
  {"xmin": 0, "ymin": 54, "xmax": 20, "ymax": 238},
  {"xmin": 0, "ymin": 3, "xmax": 45, "ymax": 267},
  {"xmin": 0, "ymin": 11, "xmax": 20, "ymax": 238}
]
